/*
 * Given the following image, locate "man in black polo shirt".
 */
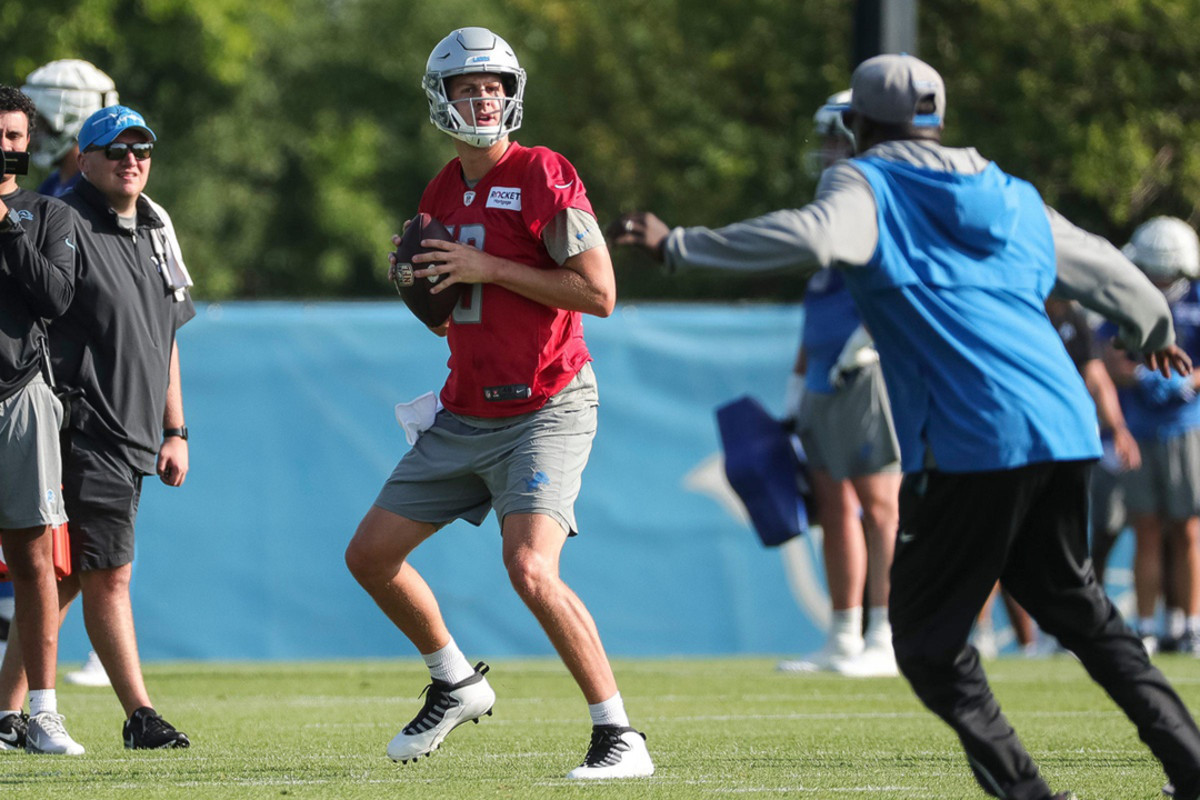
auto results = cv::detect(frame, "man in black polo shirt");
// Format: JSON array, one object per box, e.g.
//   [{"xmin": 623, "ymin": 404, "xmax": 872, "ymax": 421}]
[
  {"xmin": 0, "ymin": 86, "xmax": 83, "ymax": 755},
  {"xmin": 28, "ymin": 104, "xmax": 191, "ymax": 749}
]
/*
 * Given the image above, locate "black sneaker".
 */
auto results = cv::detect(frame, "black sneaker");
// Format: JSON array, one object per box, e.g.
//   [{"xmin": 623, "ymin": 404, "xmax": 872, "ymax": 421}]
[
  {"xmin": 0, "ymin": 711, "xmax": 28, "ymax": 751},
  {"xmin": 123, "ymin": 706, "xmax": 190, "ymax": 749},
  {"xmin": 566, "ymin": 724, "xmax": 655, "ymax": 779}
]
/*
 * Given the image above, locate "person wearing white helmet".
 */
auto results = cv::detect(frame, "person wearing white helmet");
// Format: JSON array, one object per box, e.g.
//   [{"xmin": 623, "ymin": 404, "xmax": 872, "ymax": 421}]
[
  {"xmin": 21, "ymin": 59, "xmax": 119, "ymax": 199},
  {"xmin": 1103, "ymin": 217, "xmax": 1200, "ymax": 656},
  {"xmin": 777, "ymin": 89, "xmax": 902, "ymax": 678},
  {"xmin": 344, "ymin": 27, "xmax": 653, "ymax": 779}
]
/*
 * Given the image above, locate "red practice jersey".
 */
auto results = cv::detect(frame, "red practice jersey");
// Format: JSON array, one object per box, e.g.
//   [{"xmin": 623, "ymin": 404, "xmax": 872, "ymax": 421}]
[{"xmin": 419, "ymin": 142, "xmax": 596, "ymax": 417}]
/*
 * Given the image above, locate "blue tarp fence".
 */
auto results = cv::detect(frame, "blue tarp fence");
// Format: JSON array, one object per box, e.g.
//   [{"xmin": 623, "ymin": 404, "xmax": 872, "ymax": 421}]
[{"xmin": 55, "ymin": 301, "xmax": 1135, "ymax": 661}]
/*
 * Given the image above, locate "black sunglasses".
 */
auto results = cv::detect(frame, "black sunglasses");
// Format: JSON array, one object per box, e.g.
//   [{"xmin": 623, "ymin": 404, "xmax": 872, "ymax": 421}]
[{"xmin": 86, "ymin": 141, "xmax": 154, "ymax": 161}]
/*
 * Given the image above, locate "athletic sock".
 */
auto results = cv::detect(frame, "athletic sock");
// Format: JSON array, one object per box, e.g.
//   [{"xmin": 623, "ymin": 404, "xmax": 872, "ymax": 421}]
[
  {"xmin": 0, "ymin": 709, "xmax": 20, "ymax": 718},
  {"xmin": 1168, "ymin": 608, "xmax": 1187, "ymax": 640},
  {"xmin": 831, "ymin": 606, "xmax": 864, "ymax": 649},
  {"xmin": 422, "ymin": 638, "xmax": 476, "ymax": 685},
  {"xmin": 865, "ymin": 606, "xmax": 891, "ymax": 648},
  {"xmin": 1138, "ymin": 616, "xmax": 1157, "ymax": 637},
  {"xmin": 1188, "ymin": 616, "xmax": 1200, "ymax": 635},
  {"xmin": 29, "ymin": 689, "xmax": 56, "ymax": 717},
  {"xmin": 832, "ymin": 606, "xmax": 863, "ymax": 637},
  {"xmin": 588, "ymin": 692, "xmax": 630, "ymax": 728}
]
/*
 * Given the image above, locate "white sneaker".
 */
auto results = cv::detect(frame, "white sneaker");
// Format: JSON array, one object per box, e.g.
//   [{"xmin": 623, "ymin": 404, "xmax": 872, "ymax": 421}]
[
  {"xmin": 973, "ymin": 627, "xmax": 999, "ymax": 660},
  {"xmin": 566, "ymin": 726, "xmax": 654, "ymax": 779},
  {"xmin": 835, "ymin": 644, "xmax": 900, "ymax": 678},
  {"xmin": 777, "ymin": 633, "xmax": 864, "ymax": 673},
  {"xmin": 387, "ymin": 662, "xmax": 495, "ymax": 763},
  {"xmin": 25, "ymin": 712, "xmax": 85, "ymax": 755},
  {"xmin": 64, "ymin": 651, "xmax": 111, "ymax": 688}
]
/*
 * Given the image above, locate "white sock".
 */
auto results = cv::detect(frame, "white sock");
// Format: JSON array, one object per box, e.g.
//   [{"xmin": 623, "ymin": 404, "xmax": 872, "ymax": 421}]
[
  {"xmin": 0, "ymin": 709, "xmax": 20, "ymax": 718},
  {"xmin": 29, "ymin": 689, "xmax": 56, "ymax": 717},
  {"xmin": 588, "ymin": 692, "xmax": 629, "ymax": 728},
  {"xmin": 1188, "ymin": 616, "xmax": 1200, "ymax": 635},
  {"xmin": 422, "ymin": 639, "xmax": 476, "ymax": 685},
  {"xmin": 1138, "ymin": 616, "xmax": 1157, "ymax": 636},
  {"xmin": 832, "ymin": 607, "xmax": 863, "ymax": 637},
  {"xmin": 1168, "ymin": 608, "xmax": 1187, "ymax": 639},
  {"xmin": 865, "ymin": 606, "xmax": 891, "ymax": 646}
]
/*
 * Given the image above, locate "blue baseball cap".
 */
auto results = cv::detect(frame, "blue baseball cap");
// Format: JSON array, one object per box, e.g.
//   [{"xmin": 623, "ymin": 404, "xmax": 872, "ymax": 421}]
[{"xmin": 77, "ymin": 105, "xmax": 157, "ymax": 151}]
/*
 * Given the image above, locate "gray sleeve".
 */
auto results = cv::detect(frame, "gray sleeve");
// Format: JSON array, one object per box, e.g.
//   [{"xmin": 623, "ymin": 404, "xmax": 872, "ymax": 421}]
[
  {"xmin": 542, "ymin": 207, "xmax": 604, "ymax": 265},
  {"xmin": 1046, "ymin": 205, "xmax": 1175, "ymax": 352},
  {"xmin": 662, "ymin": 161, "xmax": 879, "ymax": 273}
]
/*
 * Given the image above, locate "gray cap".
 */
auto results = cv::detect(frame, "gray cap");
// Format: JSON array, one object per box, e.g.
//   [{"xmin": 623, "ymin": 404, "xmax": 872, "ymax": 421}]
[{"xmin": 850, "ymin": 54, "xmax": 945, "ymax": 128}]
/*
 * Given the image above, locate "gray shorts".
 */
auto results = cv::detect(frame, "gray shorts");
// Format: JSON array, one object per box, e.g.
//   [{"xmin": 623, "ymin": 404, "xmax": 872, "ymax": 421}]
[
  {"xmin": 375, "ymin": 364, "xmax": 599, "ymax": 535},
  {"xmin": 62, "ymin": 430, "xmax": 143, "ymax": 571},
  {"xmin": 1121, "ymin": 428, "xmax": 1200, "ymax": 520},
  {"xmin": 0, "ymin": 375, "xmax": 67, "ymax": 529},
  {"xmin": 796, "ymin": 361, "xmax": 901, "ymax": 481}
]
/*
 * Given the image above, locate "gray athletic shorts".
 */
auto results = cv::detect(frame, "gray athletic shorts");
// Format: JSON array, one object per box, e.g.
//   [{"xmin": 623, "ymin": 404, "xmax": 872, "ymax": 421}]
[
  {"xmin": 375, "ymin": 363, "xmax": 599, "ymax": 535},
  {"xmin": 1121, "ymin": 428, "xmax": 1200, "ymax": 520},
  {"xmin": 0, "ymin": 374, "xmax": 67, "ymax": 529},
  {"xmin": 62, "ymin": 430, "xmax": 143, "ymax": 571},
  {"xmin": 796, "ymin": 361, "xmax": 901, "ymax": 481}
]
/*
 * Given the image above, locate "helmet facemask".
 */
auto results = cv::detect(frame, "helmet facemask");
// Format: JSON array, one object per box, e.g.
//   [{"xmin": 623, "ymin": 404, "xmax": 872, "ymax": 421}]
[
  {"xmin": 803, "ymin": 90, "xmax": 854, "ymax": 178},
  {"xmin": 22, "ymin": 60, "xmax": 119, "ymax": 169},
  {"xmin": 423, "ymin": 28, "xmax": 526, "ymax": 148}
]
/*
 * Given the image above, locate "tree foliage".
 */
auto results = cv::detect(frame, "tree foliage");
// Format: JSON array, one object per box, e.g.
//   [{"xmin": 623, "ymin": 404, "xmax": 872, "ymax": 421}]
[{"xmin": 1, "ymin": 0, "xmax": 1196, "ymax": 299}]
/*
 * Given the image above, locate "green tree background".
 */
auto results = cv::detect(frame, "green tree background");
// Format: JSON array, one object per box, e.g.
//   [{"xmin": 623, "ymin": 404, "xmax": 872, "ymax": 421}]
[{"xmin": 2, "ymin": 0, "xmax": 1196, "ymax": 300}]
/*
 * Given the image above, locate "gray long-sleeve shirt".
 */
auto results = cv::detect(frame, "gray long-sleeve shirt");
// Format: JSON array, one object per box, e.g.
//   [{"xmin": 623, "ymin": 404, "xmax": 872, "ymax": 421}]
[{"xmin": 664, "ymin": 139, "xmax": 1173, "ymax": 354}]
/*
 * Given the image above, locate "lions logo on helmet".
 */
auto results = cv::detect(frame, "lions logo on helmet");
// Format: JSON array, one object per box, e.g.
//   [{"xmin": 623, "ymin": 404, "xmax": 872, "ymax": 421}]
[
  {"xmin": 423, "ymin": 27, "xmax": 526, "ymax": 148},
  {"xmin": 22, "ymin": 59, "xmax": 120, "ymax": 170},
  {"xmin": 1123, "ymin": 216, "xmax": 1200, "ymax": 285}
]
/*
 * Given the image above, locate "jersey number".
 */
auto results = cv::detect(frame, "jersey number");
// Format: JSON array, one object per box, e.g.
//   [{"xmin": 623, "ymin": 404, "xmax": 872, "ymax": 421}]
[{"xmin": 450, "ymin": 224, "xmax": 485, "ymax": 325}]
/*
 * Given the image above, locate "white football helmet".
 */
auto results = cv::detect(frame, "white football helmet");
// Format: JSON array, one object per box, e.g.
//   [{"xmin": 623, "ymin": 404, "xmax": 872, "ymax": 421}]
[
  {"xmin": 422, "ymin": 27, "xmax": 526, "ymax": 148},
  {"xmin": 22, "ymin": 59, "xmax": 119, "ymax": 169},
  {"xmin": 804, "ymin": 90, "xmax": 854, "ymax": 177},
  {"xmin": 1123, "ymin": 216, "xmax": 1200, "ymax": 282}
]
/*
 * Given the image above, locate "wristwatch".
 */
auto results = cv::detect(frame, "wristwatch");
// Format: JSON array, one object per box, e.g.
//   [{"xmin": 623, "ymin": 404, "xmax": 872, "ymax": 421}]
[
  {"xmin": 0, "ymin": 208, "xmax": 21, "ymax": 233},
  {"xmin": 163, "ymin": 426, "xmax": 188, "ymax": 441}
]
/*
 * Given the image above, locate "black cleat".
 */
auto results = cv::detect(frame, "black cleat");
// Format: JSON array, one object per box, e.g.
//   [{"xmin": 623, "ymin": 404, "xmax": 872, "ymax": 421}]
[
  {"xmin": 0, "ymin": 711, "xmax": 28, "ymax": 751},
  {"xmin": 123, "ymin": 706, "xmax": 190, "ymax": 749}
]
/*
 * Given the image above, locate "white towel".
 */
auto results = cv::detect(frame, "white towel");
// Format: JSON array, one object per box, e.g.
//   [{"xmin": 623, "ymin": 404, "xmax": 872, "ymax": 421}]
[
  {"xmin": 395, "ymin": 391, "xmax": 442, "ymax": 445},
  {"xmin": 146, "ymin": 196, "xmax": 194, "ymax": 301}
]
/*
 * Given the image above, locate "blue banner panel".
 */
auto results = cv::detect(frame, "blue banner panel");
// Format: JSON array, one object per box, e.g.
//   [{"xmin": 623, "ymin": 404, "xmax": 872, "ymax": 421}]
[{"xmin": 50, "ymin": 301, "xmax": 1134, "ymax": 661}]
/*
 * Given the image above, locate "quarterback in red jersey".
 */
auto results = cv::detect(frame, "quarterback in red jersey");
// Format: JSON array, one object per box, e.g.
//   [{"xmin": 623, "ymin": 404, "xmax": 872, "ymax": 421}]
[
  {"xmin": 345, "ymin": 27, "xmax": 654, "ymax": 780},
  {"xmin": 420, "ymin": 142, "xmax": 594, "ymax": 416}
]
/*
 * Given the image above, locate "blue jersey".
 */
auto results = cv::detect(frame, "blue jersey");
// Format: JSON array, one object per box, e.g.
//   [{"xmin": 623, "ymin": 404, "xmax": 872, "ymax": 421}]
[
  {"xmin": 37, "ymin": 170, "xmax": 80, "ymax": 199},
  {"xmin": 1110, "ymin": 282, "xmax": 1200, "ymax": 441},
  {"xmin": 802, "ymin": 269, "xmax": 862, "ymax": 393},
  {"xmin": 844, "ymin": 157, "xmax": 1101, "ymax": 472}
]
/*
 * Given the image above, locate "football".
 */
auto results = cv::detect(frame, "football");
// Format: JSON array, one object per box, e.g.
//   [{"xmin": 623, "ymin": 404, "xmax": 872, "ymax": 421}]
[{"xmin": 391, "ymin": 213, "xmax": 466, "ymax": 328}]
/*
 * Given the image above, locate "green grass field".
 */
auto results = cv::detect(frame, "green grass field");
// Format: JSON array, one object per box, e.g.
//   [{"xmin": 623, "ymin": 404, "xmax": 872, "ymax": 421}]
[{"xmin": 4, "ymin": 655, "xmax": 1197, "ymax": 799}]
